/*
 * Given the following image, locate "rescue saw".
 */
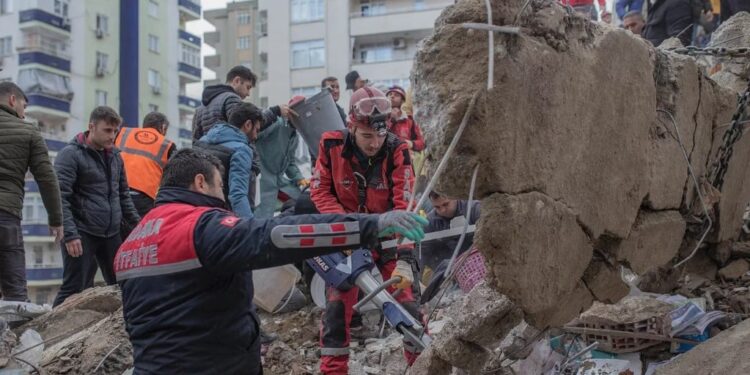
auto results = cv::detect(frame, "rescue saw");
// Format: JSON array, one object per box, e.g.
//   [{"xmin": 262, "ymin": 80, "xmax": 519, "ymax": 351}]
[{"xmin": 306, "ymin": 249, "xmax": 431, "ymax": 351}]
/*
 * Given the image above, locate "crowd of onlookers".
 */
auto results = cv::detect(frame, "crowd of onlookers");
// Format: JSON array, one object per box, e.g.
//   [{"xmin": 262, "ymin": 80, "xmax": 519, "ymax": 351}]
[{"xmin": 563, "ymin": 0, "xmax": 750, "ymax": 47}]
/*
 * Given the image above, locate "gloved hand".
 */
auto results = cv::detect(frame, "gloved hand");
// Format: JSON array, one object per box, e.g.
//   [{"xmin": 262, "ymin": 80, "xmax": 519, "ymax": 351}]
[
  {"xmin": 297, "ymin": 178, "xmax": 310, "ymax": 188},
  {"xmin": 391, "ymin": 260, "xmax": 414, "ymax": 289},
  {"xmin": 377, "ymin": 210, "xmax": 428, "ymax": 242}
]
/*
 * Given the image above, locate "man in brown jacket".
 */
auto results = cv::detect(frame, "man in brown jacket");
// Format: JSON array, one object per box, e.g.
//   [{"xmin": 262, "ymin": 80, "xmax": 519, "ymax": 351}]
[{"xmin": 0, "ymin": 82, "xmax": 63, "ymax": 301}]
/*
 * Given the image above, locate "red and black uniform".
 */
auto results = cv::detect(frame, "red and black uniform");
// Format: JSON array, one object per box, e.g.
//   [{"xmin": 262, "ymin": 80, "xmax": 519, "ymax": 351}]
[
  {"xmin": 388, "ymin": 114, "xmax": 425, "ymax": 152},
  {"xmin": 115, "ymin": 186, "xmax": 383, "ymax": 374},
  {"xmin": 311, "ymin": 129, "xmax": 422, "ymax": 374}
]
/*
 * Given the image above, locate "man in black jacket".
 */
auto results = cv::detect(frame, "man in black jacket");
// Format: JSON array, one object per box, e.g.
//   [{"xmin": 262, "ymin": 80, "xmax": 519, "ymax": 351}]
[
  {"xmin": 53, "ymin": 106, "xmax": 140, "ymax": 306},
  {"xmin": 643, "ymin": 0, "xmax": 698, "ymax": 47},
  {"xmin": 116, "ymin": 148, "xmax": 427, "ymax": 374}
]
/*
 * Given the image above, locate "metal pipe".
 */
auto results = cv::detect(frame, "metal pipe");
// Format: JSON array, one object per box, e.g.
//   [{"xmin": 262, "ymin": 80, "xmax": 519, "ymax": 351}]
[
  {"xmin": 353, "ymin": 276, "xmax": 402, "ymax": 312},
  {"xmin": 484, "ymin": 0, "xmax": 494, "ymax": 90}
]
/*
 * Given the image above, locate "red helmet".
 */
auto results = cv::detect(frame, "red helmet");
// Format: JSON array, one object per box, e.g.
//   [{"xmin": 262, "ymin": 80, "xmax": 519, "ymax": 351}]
[
  {"xmin": 348, "ymin": 87, "xmax": 391, "ymax": 134},
  {"xmin": 385, "ymin": 85, "xmax": 406, "ymax": 102}
]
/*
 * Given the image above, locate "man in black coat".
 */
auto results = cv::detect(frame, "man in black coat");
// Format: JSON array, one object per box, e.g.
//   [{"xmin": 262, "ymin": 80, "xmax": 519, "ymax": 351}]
[{"xmin": 643, "ymin": 0, "xmax": 697, "ymax": 47}]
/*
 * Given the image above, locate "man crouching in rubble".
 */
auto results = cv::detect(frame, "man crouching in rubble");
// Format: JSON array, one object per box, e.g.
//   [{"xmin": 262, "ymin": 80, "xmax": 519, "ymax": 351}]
[{"xmin": 114, "ymin": 148, "xmax": 427, "ymax": 374}]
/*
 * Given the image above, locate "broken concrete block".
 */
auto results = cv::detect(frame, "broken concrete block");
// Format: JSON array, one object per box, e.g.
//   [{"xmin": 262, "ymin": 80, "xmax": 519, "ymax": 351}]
[
  {"xmin": 576, "ymin": 296, "xmax": 673, "ymax": 327},
  {"xmin": 616, "ymin": 211, "xmax": 687, "ymax": 274},
  {"xmin": 408, "ymin": 346, "xmax": 452, "ymax": 375},
  {"xmin": 476, "ymin": 192, "xmax": 593, "ymax": 328},
  {"xmin": 41, "ymin": 307, "xmax": 131, "ymax": 375},
  {"xmin": 582, "ymin": 260, "xmax": 629, "ymax": 303},
  {"xmin": 705, "ymin": 12, "xmax": 750, "ymax": 95},
  {"xmin": 18, "ymin": 286, "xmax": 121, "ymax": 341},
  {"xmin": 718, "ymin": 259, "xmax": 750, "ymax": 280},
  {"xmin": 653, "ymin": 318, "xmax": 750, "ymax": 375},
  {"xmin": 449, "ymin": 283, "xmax": 523, "ymax": 347}
]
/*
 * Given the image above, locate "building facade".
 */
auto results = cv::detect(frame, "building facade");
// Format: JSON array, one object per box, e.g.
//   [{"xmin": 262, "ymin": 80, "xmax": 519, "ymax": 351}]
[
  {"xmin": 203, "ymin": 0, "xmax": 260, "ymax": 105},
  {"xmin": 256, "ymin": 0, "xmax": 451, "ymax": 108},
  {"xmin": 0, "ymin": 0, "xmax": 201, "ymax": 304}
]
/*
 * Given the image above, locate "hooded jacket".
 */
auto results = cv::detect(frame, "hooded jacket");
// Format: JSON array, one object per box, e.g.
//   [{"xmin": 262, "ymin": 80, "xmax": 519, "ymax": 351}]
[
  {"xmin": 255, "ymin": 118, "xmax": 305, "ymax": 218},
  {"xmin": 55, "ymin": 132, "xmax": 140, "ymax": 241},
  {"xmin": 0, "ymin": 104, "xmax": 62, "ymax": 225},
  {"xmin": 196, "ymin": 124, "xmax": 255, "ymax": 219}
]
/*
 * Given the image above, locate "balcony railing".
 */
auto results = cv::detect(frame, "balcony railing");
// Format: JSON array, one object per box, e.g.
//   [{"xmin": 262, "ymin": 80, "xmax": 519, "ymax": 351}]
[
  {"xmin": 178, "ymin": 62, "xmax": 201, "ymax": 78},
  {"xmin": 349, "ymin": 2, "xmax": 452, "ymax": 18},
  {"xmin": 26, "ymin": 94, "xmax": 70, "ymax": 113},
  {"xmin": 179, "ymin": 29, "xmax": 201, "ymax": 46},
  {"xmin": 178, "ymin": 0, "xmax": 201, "ymax": 16},
  {"xmin": 179, "ymin": 95, "xmax": 200, "ymax": 109},
  {"xmin": 19, "ymin": 51, "xmax": 71, "ymax": 72},
  {"xmin": 19, "ymin": 9, "xmax": 71, "ymax": 32}
]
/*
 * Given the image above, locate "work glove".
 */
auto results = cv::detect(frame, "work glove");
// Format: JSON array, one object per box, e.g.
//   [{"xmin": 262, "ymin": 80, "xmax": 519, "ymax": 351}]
[
  {"xmin": 391, "ymin": 259, "xmax": 414, "ymax": 290},
  {"xmin": 297, "ymin": 178, "xmax": 310, "ymax": 189},
  {"xmin": 377, "ymin": 210, "xmax": 428, "ymax": 242}
]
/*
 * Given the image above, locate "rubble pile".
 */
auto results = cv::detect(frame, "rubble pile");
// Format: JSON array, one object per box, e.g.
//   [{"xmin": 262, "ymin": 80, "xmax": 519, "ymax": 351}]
[
  {"xmin": 410, "ymin": 0, "xmax": 750, "ymax": 371},
  {"xmin": 0, "ymin": 287, "xmax": 133, "ymax": 375}
]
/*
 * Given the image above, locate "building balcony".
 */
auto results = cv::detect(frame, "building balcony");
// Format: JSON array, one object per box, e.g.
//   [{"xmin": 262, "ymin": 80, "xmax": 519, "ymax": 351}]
[
  {"xmin": 178, "ymin": 62, "xmax": 201, "ymax": 83},
  {"xmin": 204, "ymin": 55, "xmax": 220, "ymax": 69},
  {"xmin": 179, "ymin": 0, "xmax": 201, "ymax": 22},
  {"xmin": 350, "ymin": 59, "xmax": 413, "ymax": 81},
  {"xmin": 18, "ymin": 51, "xmax": 70, "ymax": 72},
  {"xmin": 349, "ymin": 4, "xmax": 446, "ymax": 36},
  {"xmin": 21, "ymin": 224, "xmax": 53, "ymax": 238},
  {"xmin": 179, "ymin": 95, "xmax": 200, "ymax": 113},
  {"xmin": 44, "ymin": 139, "xmax": 67, "ymax": 152},
  {"xmin": 26, "ymin": 94, "xmax": 70, "ymax": 125},
  {"xmin": 179, "ymin": 29, "xmax": 201, "ymax": 47},
  {"xmin": 258, "ymin": 35, "xmax": 268, "ymax": 54},
  {"xmin": 204, "ymin": 31, "xmax": 220, "ymax": 46},
  {"xmin": 26, "ymin": 266, "xmax": 64, "ymax": 282},
  {"xmin": 19, "ymin": 9, "xmax": 71, "ymax": 36}
]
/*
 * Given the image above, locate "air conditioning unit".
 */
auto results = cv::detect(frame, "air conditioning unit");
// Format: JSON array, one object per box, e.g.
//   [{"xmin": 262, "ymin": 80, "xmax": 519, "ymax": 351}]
[
  {"xmin": 393, "ymin": 38, "xmax": 407, "ymax": 49},
  {"xmin": 152, "ymin": 86, "xmax": 161, "ymax": 95},
  {"xmin": 62, "ymin": 17, "xmax": 71, "ymax": 28},
  {"xmin": 95, "ymin": 65, "xmax": 106, "ymax": 77},
  {"xmin": 95, "ymin": 28, "xmax": 104, "ymax": 39}
]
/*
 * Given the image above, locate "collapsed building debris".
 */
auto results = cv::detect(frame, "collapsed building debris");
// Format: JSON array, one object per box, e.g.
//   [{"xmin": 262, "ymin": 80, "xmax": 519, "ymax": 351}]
[{"xmin": 409, "ymin": 0, "xmax": 750, "ymax": 371}]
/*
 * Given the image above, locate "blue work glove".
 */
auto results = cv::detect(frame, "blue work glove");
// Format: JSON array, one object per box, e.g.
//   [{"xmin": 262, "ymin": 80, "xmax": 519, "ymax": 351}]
[{"xmin": 377, "ymin": 210, "xmax": 428, "ymax": 242}]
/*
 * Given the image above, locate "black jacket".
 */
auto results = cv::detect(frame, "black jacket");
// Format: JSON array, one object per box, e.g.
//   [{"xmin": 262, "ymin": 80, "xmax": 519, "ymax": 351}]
[
  {"xmin": 420, "ymin": 200, "xmax": 481, "ymax": 271},
  {"xmin": 721, "ymin": 0, "xmax": 750, "ymax": 21},
  {"xmin": 55, "ymin": 132, "xmax": 140, "ymax": 241},
  {"xmin": 120, "ymin": 187, "xmax": 381, "ymax": 374},
  {"xmin": 643, "ymin": 0, "xmax": 696, "ymax": 47}
]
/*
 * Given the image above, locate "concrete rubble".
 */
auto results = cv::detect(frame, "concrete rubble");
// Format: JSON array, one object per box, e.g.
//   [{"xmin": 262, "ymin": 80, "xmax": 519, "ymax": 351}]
[{"xmin": 407, "ymin": 0, "xmax": 750, "ymax": 371}]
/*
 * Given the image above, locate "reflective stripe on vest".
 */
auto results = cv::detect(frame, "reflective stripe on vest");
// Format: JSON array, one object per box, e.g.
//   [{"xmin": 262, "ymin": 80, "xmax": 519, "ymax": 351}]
[
  {"xmin": 270, "ymin": 221, "xmax": 360, "ymax": 248},
  {"xmin": 116, "ymin": 127, "xmax": 173, "ymax": 199},
  {"xmin": 114, "ymin": 203, "xmax": 213, "ymax": 281}
]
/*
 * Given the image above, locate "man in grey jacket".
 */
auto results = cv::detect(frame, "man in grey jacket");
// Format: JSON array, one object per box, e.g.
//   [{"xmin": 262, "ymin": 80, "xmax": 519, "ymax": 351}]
[
  {"xmin": 0, "ymin": 82, "xmax": 63, "ymax": 301},
  {"xmin": 53, "ymin": 106, "xmax": 140, "ymax": 306}
]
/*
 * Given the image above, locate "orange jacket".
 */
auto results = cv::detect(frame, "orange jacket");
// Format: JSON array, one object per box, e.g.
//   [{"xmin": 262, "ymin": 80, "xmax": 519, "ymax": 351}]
[{"xmin": 115, "ymin": 127, "xmax": 175, "ymax": 199}]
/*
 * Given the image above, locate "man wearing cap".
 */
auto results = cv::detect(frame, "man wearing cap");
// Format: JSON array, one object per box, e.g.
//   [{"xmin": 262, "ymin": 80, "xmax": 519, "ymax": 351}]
[
  {"xmin": 310, "ymin": 86, "xmax": 423, "ymax": 374},
  {"xmin": 344, "ymin": 70, "xmax": 367, "ymax": 92},
  {"xmin": 386, "ymin": 86, "xmax": 425, "ymax": 153}
]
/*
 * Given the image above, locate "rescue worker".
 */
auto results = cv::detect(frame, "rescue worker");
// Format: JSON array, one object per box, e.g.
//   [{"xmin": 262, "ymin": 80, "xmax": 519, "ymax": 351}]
[
  {"xmin": 114, "ymin": 111, "xmax": 176, "ymax": 217},
  {"xmin": 311, "ymin": 86, "xmax": 423, "ymax": 374},
  {"xmin": 385, "ymin": 86, "xmax": 425, "ymax": 153},
  {"xmin": 116, "ymin": 148, "xmax": 427, "ymax": 374}
]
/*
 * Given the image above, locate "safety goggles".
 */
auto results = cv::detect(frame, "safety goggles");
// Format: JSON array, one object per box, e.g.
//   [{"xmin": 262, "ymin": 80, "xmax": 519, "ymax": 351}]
[{"xmin": 353, "ymin": 96, "xmax": 391, "ymax": 117}]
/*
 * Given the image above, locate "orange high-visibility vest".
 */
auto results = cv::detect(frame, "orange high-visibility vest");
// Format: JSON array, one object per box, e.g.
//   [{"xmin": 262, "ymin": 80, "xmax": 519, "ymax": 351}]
[{"xmin": 115, "ymin": 127, "xmax": 173, "ymax": 200}]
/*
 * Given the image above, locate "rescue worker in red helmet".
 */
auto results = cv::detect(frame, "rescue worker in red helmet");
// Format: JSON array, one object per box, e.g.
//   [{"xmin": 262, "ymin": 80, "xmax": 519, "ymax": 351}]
[
  {"xmin": 310, "ymin": 87, "xmax": 424, "ymax": 374},
  {"xmin": 385, "ymin": 85, "xmax": 425, "ymax": 153}
]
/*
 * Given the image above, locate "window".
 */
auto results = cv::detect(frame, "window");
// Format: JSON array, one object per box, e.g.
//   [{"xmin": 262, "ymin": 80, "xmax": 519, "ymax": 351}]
[
  {"xmin": 361, "ymin": 1, "xmax": 386, "ymax": 16},
  {"xmin": 0, "ymin": 0, "xmax": 12, "ymax": 14},
  {"xmin": 96, "ymin": 14, "xmax": 109, "ymax": 34},
  {"xmin": 237, "ymin": 36, "xmax": 251, "ymax": 50},
  {"xmin": 148, "ymin": 104, "xmax": 159, "ymax": 112},
  {"xmin": 291, "ymin": 0, "xmax": 324, "ymax": 23},
  {"xmin": 291, "ymin": 39, "xmax": 324, "ymax": 69},
  {"xmin": 0, "ymin": 37, "xmax": 11, "ymax": 57},
  {"xmin": 148, "ymin": 69, "xmax": 160, "ymax": 89},
  {"xmin": 291, "ymin": 86, "xmax": 319, "ymax": 97},
  {"xmin": 359, "ymin": 43, "xmax": 393, "ymax": 63},
  {"xmin": 180, "ymin": 44, "xmax": 200, "ymax": 67},
  {"xmin": 258, "ymin": 10, "xmax": 268, "ymax": 36},
  {"xmin": 33, "ymin": 246, "xmax": 44, "ymax": 265},
  {"xmin": 148, "ymin": 0, "xmax": 159, "ymax": 18},
  {"xmin": 95, "ymin": 52, "xmax": 108, "ymax": 75},
  {"xmin": 148, "ymin": 34, "xmax": 159, "ymax": 53},
  {"xmin": 237, "ymin": 12, "xmax": 251, "ymax": 24},
  {"xmin": 414, "ymin": 0, "xmax": 426, "ymax": 10},
  {"xmin": 96, "ymin": 90, "xmax": 107, "ymax": 106},
  {"xmin": 54, "ymin": 0, "xmax": 69, "ymax": 17},
  {"xmin": 22, "ymin": 195, "xmax": 47, "ymax": 224},
  {"xmin": 372, "ymin": 78, "xmax": 410, "ymax": 91}
]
